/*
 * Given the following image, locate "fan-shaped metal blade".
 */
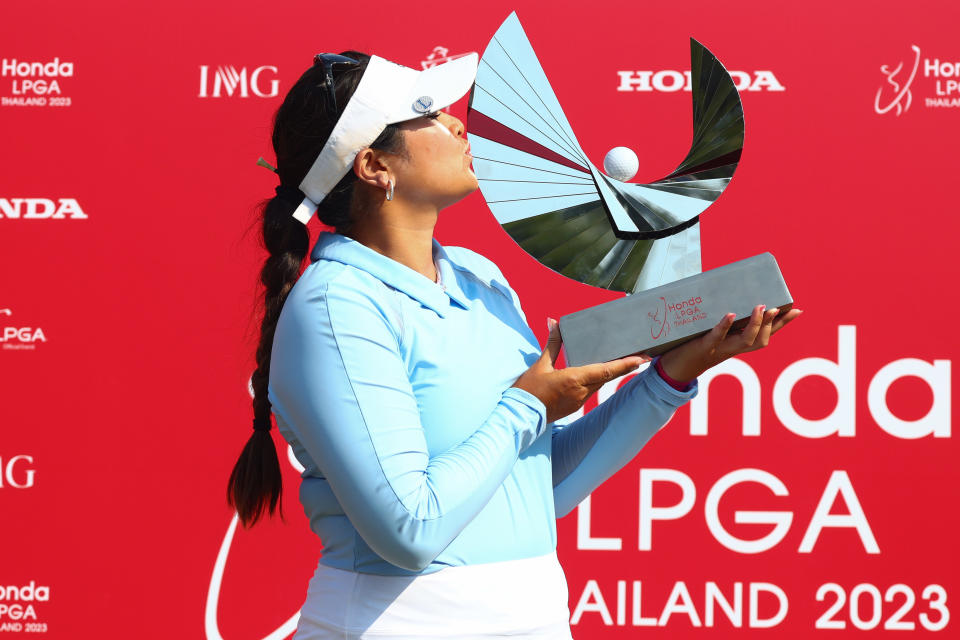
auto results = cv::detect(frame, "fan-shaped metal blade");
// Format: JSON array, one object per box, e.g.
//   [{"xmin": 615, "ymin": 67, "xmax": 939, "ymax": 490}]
[{"xmin": 468, "ymin": 12, "xmax": 744, "ymax": 293}]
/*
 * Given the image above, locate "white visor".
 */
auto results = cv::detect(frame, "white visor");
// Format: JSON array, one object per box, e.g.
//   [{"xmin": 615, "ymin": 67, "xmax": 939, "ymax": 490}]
[{"xmin": 292, "ymin": 52, "xmax": 479, "ymax": 224}]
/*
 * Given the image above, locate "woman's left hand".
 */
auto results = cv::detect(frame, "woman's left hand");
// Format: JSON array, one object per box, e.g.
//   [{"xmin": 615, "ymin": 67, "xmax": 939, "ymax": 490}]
[{"xmin": 656, "ymin": 305, "xmax": 803, "ymax": 384}]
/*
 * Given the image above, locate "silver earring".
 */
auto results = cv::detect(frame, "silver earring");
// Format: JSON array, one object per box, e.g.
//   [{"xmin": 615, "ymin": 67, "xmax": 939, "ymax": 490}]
[{"xmin": 386, "ymin": 179, "xmax": 394, "ymax": 201}]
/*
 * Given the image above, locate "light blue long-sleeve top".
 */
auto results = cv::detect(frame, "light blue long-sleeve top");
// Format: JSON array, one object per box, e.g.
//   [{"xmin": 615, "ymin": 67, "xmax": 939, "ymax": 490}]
[{"xmin": 268, "ymin": 232, "xmax": 698, "ymax": 575}]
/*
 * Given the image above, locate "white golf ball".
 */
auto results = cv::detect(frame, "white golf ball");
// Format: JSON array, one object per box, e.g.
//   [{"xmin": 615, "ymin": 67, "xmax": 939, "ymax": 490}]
[{"xmin": 603, "ymin": 146, "xmax": 639, "ymax": 181}]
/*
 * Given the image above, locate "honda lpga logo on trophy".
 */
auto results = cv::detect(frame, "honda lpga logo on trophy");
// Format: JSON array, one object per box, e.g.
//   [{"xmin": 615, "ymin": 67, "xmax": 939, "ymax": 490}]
[
  {"xmin": 648, "ymin": 298, "xmax": 670, "ymax": 341},
  {"xmin": 648, "ymin": 295, "xmax": 708, "ymax": 342},
  {"xmin": 467, "ymin": 13, "xmax": 792, "ymax": 366}
]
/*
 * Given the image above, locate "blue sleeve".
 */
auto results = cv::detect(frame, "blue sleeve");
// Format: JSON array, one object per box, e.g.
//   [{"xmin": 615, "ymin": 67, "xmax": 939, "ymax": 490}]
[
  {"xmin": 268, "ymin": 276, "xmax": 548, "ymax": 572},
  {"xmin": 550, "ymin": 360, "xmax": 698, "ymax": 518},
  {"xmin": 446, "ymin": 251, "xmax": 696, "ymax": 520}
]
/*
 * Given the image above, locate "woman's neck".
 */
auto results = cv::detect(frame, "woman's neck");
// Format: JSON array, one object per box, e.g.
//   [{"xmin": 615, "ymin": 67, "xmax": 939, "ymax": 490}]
[{"xmin": 346, "ymin": 206, "xmax": 439, "ymax": 282}]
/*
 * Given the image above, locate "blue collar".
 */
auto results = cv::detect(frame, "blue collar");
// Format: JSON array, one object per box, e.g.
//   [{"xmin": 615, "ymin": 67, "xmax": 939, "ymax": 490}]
[{"xmin": 310, "ymin": 232, "xmax": 471, "ymax": 318}]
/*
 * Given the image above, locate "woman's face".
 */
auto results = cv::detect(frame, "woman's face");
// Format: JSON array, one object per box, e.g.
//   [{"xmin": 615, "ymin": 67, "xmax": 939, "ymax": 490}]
[{"xmin": 389, "ymin": 111, "xmax": 478, "ymax": 210}]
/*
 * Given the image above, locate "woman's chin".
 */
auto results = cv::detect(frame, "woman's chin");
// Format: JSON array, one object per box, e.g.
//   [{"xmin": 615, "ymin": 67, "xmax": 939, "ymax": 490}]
[
  {"xmin": 441, "ymin": 181, "xmax": 480, "ymax": 210},
  {"xmin": 464, "ymin": 177, "xmax": 480, "ymax": 199}
]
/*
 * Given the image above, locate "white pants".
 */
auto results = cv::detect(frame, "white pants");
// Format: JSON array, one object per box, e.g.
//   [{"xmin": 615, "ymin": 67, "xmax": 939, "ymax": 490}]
[{"xmin": 293, "ymin": 552, "xmax": 574, "ymax": 639}]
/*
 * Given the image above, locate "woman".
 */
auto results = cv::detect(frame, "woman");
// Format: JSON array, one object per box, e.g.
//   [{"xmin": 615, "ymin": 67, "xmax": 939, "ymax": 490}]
[{"xmin": 228, "ymin": 51, "xmax": 800, "ymax": 639}]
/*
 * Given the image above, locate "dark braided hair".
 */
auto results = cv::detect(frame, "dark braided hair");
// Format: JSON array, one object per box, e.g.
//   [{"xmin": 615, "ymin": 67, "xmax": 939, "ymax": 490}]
[{"xmin": 227, "ymin": 51, "xmax": 406, "ymax": 527}]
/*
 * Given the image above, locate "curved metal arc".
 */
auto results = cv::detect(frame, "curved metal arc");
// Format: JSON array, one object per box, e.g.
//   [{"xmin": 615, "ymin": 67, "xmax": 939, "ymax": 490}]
[{"xmin": 653, "ymin": 38, "xmax": 745, "ymax": 185}]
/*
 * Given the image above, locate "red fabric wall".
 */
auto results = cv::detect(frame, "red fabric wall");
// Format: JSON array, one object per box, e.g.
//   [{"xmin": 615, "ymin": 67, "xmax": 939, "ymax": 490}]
[{"xmin": 2, "ymin": 0, "xmax": 957, "ymax": 637}]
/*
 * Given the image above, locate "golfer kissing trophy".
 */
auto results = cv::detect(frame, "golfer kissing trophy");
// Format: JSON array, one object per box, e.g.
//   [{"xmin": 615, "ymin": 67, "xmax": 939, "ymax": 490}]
[{"xmin": 467, "ymin": 12, "xmax": 792, "ymax": 366}]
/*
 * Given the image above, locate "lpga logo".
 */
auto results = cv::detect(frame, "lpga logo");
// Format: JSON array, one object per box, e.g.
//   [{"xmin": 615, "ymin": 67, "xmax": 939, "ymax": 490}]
[
  {"xmin": 0, "ymin": 308, "xmax": 47, "ymax": 350},
  {"xmin": 874, "ymin": 45, "xmax": 921, "ymax": 116}
]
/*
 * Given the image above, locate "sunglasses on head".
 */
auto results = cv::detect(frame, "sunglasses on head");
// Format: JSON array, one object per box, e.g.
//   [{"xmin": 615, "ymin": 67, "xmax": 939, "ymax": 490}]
[{"xmin": 313, "ymin": 53, "xmax": 360, "ymax": 114}]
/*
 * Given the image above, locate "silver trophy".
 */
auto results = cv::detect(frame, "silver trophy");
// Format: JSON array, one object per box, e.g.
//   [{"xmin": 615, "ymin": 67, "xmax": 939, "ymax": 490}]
[{"xmin": 468, "ymin": 13, "xmax": 792, "ymax": 366}]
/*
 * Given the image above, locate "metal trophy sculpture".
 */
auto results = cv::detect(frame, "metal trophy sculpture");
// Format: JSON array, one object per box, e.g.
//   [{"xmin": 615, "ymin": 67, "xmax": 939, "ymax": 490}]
[{"xmin": 468, "ymin": 12, "xmax": 792, "ymax": 366}]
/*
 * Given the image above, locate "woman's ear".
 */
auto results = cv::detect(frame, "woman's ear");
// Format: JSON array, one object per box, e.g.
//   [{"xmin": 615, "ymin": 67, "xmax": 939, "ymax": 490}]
[{"xmin": 353, "ymin": 148, "xmax": 392, "ymax": 190}]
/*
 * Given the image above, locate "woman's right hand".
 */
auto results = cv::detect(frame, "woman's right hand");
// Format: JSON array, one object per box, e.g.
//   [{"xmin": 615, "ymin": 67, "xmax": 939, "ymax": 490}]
[{"xmin": 512, "ymin": 318, "xmax": 648, "ymax": 423}]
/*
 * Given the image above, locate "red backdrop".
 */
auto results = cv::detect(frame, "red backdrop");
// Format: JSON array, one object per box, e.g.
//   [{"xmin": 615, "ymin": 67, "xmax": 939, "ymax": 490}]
[{"xmin": 2, "ymin": 0, "xmax": 957, "ymax": 637}]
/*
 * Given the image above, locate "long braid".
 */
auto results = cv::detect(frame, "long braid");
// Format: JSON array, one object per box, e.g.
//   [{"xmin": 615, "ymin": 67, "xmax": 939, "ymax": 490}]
[
  {"xmin": 227, "ymin": 50, "xmax": 406, "ymax": 528},
  {"xmin": 226, "ymin": 199, "xmax": 308, "ymax": 526}
]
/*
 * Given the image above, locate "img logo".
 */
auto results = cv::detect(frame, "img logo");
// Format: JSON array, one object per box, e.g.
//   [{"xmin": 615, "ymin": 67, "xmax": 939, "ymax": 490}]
[
  {"xmin": 0, "ymin": 455, "xmax": 35, "ymax": 489},
  {"xmin": 198, "ymin": 65, "xmax": 279, "ymax": 98},
  {"xmin": 874, "ymin": 45, "xmax": 920, "ymax": 116}
]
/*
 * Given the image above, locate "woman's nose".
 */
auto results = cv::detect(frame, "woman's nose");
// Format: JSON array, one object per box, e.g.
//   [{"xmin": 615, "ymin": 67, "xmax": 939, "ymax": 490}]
[{"xmin": 448, "ymin": 114, "xmax": 465, "ymax": 138}]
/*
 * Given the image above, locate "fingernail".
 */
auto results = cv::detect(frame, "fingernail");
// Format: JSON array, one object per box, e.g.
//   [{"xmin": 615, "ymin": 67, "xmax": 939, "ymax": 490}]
[{"xmin": 546, "ymin": 317, "xmax": 557, "ymax": 331}]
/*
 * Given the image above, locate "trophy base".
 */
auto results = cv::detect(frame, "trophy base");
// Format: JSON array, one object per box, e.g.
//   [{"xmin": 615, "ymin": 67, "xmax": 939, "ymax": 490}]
[{"xmin": 558, "ymin": 253, "xmax": 793, "ymax": 367}]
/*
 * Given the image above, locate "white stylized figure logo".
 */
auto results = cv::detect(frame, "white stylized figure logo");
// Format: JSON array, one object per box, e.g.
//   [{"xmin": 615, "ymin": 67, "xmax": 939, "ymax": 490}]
[
  {"xmin": 0, "ymin": 309, "xmax": 11, "ymax": 316},
  {"xmin": 421, "ymin": 46, "xmax": 474, "ymax": 69},
  {"xmin": 204, "ymin": 377, "xmax": 307, "ymax": 640},
  {"xmin": 205, "ymin": 513, "xmax": 300, "ymax": 640},
  {"xmin": 875, "ymin": 45, "xmax": 921, "ymax": 116},
  {"xmin": 422, "ymin": 46, "xmax": 451, "ymax": 69}
]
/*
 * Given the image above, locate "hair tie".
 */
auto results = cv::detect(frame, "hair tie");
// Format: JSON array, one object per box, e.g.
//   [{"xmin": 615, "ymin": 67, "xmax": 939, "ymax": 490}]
[
  {"xmin": 252, "ymin": 415, "xmax": 273, "ymax": 432},
  {"xmin": 275, "ymin": 184, "xmax": 306, "ymax": 208}
]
